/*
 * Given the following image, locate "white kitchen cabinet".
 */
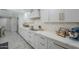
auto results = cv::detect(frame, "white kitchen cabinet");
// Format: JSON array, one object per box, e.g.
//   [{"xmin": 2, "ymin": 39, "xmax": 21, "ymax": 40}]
[
  {"xmin": 36, "ymin": 34, "xmax": 48, "ymax": 49},
  {"xmin": 22, "ymin": 30, "xmax": 34, "ymax": 46},
  {"xmin": 40, "ymin": 9, "xmax": 60, "ymax": 22},
  {"xmin": 26, "ymin": 31, "xmax": 46, "ymax": 49},
  {"xmin": 19, "ymin": 28, "xmax": 24, "ymax": 37},
  {"xmin": 19, "ymin": 27, "xmax": 66, "ymax": 49},
  {"xmin": 30, "ymin": 9, "xmax": 40, "ymax": 19},
  {"xmin": 64, "ymin": 9, "xmax": 79, "ymax": 22},
  {"xmin": 27, "ymin": 31, "xmax": 37, "ymax": 47},
  {"xmin": 40, "ymin": 9, "xmax": 79, "ymax": 22},
  {"xmin": 48, "ymin": 39, "xmax": 64, "ymax": 49},
  {"xmin": 48, "ymin": 9, "xmax": 59, "ymax": 22},
  {"xmin": 30, "ymin": 33, "xmax": 38, "ymax": 48},
  {"xmin": 21, "ymin": 29, "xmax": 48, "ymax": 49},
  {"xmin": 23, "ymin": 30, "xmax": 30, "ymax": 41},
  {"xmin": 40, "ymin": 9, "xmax": 49, "ymax": 22},
  {"xmin": 19, "ymin": 28, "xmax": 36, "ymax": 48},
  {"xmin": 19, "ymin": 28, "xmax": 63, "ymax": 49},
  {"xmin": 20, "ymin": 29, "xmax": 47, "ymax": 49},
  {"xmin": 19, "ymin": 28, "xmax": 30, "ymax": 42},
  {"xmin": 21, "ymin": 29, "xmax": 38, "ymax": 48}
]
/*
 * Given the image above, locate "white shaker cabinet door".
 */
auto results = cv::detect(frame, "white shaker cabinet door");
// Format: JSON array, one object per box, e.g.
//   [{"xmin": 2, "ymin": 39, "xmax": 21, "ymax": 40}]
[
  {"xmin": 25, "ymin": 31, "xmax": 34, "ymax": 45},
  {"xmin": 37, "ymin": 34, "xmax": 48, "ymax": 49},
  {"xmin": 23, "ymin": 30, "xmax": 30, "ymax": 41},
  {"xmin": 30, "ymin": 9, "xmax": 40, "ymax": 19},
  {"xmin": 30, "ymin": 33, "xmax": 38, "ymax": 48},
  {"xmin": 40, "ymin": 9, "xmax": 60, "ymax": 22},
  {"xmin": 19, "ymin": 28, "xmax": 25, "ymax": 37},
  {"xmin": 64, "ymin": 9, "xmax": 79, "ymax": 22},
  {"xmin": 48, "ymin": 9, "xmax": 59, "ymax": 22},
  {"xmin": 19, "ymin": 28, "xmax": 31, "ymax": 43},
  {"xmin": 25, "ymin": 31, "xmax": 37, "ymax": 48},
  {"xmin": 40, "ymin": 9, "xmax": 49, "ymax": 22}
]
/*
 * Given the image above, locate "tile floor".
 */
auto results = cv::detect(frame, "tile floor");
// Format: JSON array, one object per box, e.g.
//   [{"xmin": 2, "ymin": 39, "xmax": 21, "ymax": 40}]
[{"xmin": 0, "ymin": 31, "xmax": 33, "ymax": 49}]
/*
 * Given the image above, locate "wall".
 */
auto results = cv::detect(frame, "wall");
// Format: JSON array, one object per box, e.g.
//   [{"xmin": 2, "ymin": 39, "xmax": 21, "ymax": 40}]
[
  {"xmin": 0, "ymin": 18, "xmax": 9, "ymax": 31},
  {"xmin": 29, "ymin": 20, "xmax": 79, "ymax": 32},
  {"xmin": 0, "ymin": 17, "xmax": 17, "ymax": 32},
  {"xmin": 18, "ymin": 17, "xmax": 79, "ymax": 32},
  {"xmin": 10, "ymin": 17, "xmax": 18, "ymax": 32},
  {"xmin": 18, "ymin": 14, "xmax": 32, "ymax": 29},
  {"xmin": 0, "ymin": 18, "xmax": 7, "ymax": 26},
  {"xmin": 18, "ymin": 9, "xmax": 79, "ymax": 32},
  {"xmin": 43, "ymin": 22, "xmax": 79, "ymax": 32}
]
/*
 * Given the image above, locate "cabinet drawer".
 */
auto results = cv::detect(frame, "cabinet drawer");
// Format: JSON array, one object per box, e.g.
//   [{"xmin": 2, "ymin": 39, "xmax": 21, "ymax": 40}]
[
  {"xmin": 54, "ymin": 40, "xmax": 76, "ymax": 49},
  {"xmin": 48, "ymin": 39, "xmax": 64, "ymax": 49},
  {"xmin": 27, "ymin": 32, "xmax": 37, "ymax": 48},
  {"xmin": 38, "ymin": 35, "xmax": 47, "ymax": 42},
  {"xmin": 37, "ymin": 35, "xmax": 47, "ymax": 49},
  {"xmin": 38, "ymin": 41, "xmax": 47, "ymax": 49}
]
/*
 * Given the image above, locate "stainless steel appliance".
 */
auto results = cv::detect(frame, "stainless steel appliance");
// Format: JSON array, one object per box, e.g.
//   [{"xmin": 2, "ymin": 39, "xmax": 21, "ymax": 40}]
[{"xmin": 69, "ymin": 27, "xmax": 79, "ymax": 40}]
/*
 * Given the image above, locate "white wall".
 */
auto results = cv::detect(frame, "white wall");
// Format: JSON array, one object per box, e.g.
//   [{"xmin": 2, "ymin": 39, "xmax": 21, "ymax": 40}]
[
  {"xmin": 0, "ymin": 17, "xmax": 18, "ymax": 32},
  {"xmin": 6, "ymin": 18, "xmax": 11, "ymax": 31},
  {"xmin": 27, "ymin": 21, "xmax": 79, "ymax": 32},
  {"xmin": 0, "ymin": 18, "xmax": 7, "ymax": 26},
  {"xmin": 10, "ymin": 17, "xmax": 18, "ymax": 32}
]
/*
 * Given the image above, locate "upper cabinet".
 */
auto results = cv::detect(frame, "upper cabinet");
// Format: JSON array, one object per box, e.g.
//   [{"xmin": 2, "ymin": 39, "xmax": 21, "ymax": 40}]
[
  {"xmin": 40, "ymin": 9, "xmax": 79, "ymax": 22},
  {"xmin": 40, "ymin": 9, "xmax": 60, "ymax": 22},
  {"xmin": 40, "ymin": 9, "xmax": 49, "ymax": 22},
  {"xmin": 48, "ymin": 9, "xmax": 60, "ymax": 22},
  {"xmin": 30, "ymin": 9, "xmax": 40, "ymax": 19},
  {"xmin": 64, "ymin": 9, "xmax": 79, "ymax": 22}
]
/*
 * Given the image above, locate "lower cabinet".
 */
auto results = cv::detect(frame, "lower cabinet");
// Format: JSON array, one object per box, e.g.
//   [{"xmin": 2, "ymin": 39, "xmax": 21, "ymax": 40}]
[
  {"xmin": 48, "ymin": 39, "xmax": 64, "ymax": 49},
  {"xmin": 24, "ymin": 31, "xmax": 37, "ymax": 48},
  {"xmin": 36, "ymin": 34, "xmax": 48, "ymax": 49},
  {"xmin": 19, "ymin": 28, "xmax": 65, "ymax": 49},
  {"xmin": 31, "ymin": 33, "xmax": 39, "ymax": 48},
  {"xmin": 28, "ymin": 33, "xmax": 37, "ymax": 48}
]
